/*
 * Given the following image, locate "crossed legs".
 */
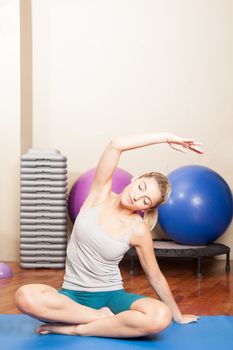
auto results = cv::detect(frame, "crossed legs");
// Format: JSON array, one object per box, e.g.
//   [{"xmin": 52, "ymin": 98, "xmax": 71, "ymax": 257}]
[{"xmin": 15, "ymin": 284, "xmax": 172, "ymax": 338}]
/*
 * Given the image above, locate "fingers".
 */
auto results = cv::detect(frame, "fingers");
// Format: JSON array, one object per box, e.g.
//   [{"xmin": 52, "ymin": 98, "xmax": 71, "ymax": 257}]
[
  {"xmin": 183, "ymin": 144, "xmax": 204, "ymax": 154},
  {"xmin": 183, "ymin": 140, "xmax": 203, "ymax": 146},
  {"xmin": 168, "ymin": 140, "xmax": 204, "ymax": 154},
  {"xmin": 181, "ymin": 141, "xmax": 203, "ymax": 149},
  {"xmin": 181, "ymin": 315, "xmax": 200, "ymax": 324},
  {"xmin": 168, "ymin": 143, "xmax": 187, "ymax": 153},
  {"xmin": 190, "ymin": 147, "xmax": 204, "ymax": 154},
  {"xmin": 188, "ymin": 315, "xmax": 200, "ymax": 323}
]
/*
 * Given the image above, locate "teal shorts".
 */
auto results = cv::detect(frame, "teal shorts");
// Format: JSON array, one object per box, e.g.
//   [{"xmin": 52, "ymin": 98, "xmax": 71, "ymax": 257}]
[{"xmin": 58, "ymin": 288, "xmax": 148, "ymax": 314}]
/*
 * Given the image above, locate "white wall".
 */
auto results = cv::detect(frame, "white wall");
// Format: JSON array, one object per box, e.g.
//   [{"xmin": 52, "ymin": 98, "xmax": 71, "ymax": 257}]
[
  {"xmin": 32, "ymin": 0, "xmax": 233, "ymax": 249},
  {"xmin": 0, "ymin": 0, "xmax": 20, "ymax": 261},
  {"xmin": 1, "ymin": 0, "xmax": 232, "ymax": 261}
]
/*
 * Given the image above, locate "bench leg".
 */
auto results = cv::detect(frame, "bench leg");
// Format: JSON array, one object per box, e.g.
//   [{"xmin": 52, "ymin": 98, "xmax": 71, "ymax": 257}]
[
  {"xmin": 226, "ymin": 252, "xmax": 231, "ymax": 273},
  {"xmin": 130, "ymin": 254, "xmax": 136, "ymax": 275},
  {"xmin": 196, "ymin": 257, "xmax": 203, "ymax": 278}
]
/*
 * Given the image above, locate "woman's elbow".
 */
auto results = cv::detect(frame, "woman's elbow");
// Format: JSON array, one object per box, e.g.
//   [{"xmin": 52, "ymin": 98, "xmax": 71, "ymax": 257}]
[{"xmin": 110, "ymin": 138, "xmax": 124, "ymax": 152}]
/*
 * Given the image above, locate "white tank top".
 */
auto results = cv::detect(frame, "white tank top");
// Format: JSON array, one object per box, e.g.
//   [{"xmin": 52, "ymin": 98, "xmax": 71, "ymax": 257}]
[{"xmin": 63, "ymin": 204, "xmax": 139, "ymax": 291}]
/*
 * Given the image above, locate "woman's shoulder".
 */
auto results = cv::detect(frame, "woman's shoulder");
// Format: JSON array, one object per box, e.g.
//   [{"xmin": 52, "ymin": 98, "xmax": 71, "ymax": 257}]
[{"xmin": 129, "ymin": 216, "xmax": 151, "ymax": 246}]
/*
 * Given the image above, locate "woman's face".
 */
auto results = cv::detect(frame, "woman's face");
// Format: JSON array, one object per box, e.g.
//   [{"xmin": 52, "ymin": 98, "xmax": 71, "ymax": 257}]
[{"xmin": 120, "ymin": 177, "xmax": 161, "ymax": 211}]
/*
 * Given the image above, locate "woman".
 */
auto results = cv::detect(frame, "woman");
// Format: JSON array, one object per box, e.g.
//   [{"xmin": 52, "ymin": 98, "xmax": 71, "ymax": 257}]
[{"xmin": 15, "ymin": 131, "xmax": 203, "ymax": 338}]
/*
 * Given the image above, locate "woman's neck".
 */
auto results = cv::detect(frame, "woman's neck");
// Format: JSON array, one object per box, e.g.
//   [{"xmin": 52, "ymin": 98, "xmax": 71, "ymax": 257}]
[{"xmin": 110, "ymin": 194, "xmax": 135, "ymax": 218}]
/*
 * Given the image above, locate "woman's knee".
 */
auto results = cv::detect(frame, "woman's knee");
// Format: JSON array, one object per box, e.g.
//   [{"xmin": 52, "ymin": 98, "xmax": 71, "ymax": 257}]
[
  {"xmin": 146, "ymin": 303, "xmax": 172, "ymax": 334},
  {"xmin": 15, "ymin": 284, "xmax": 54, "ymax": 315},
  {"xmin": 131, "ymin": 298, "xmax": 172, "ymax": 334},
  {"xmin": 15, "ymin": 285, "xmax": 36, "ymax": 313}
]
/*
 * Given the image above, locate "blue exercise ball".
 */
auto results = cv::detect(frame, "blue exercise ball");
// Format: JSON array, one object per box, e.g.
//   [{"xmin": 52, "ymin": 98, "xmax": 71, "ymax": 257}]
[{"xmin": 158, "ymin": 165, "xmax": 233, "ymax": 245}]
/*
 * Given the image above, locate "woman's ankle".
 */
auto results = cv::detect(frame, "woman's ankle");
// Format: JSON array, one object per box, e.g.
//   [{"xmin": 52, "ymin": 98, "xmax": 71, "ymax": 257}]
[{"xmin": 75, "ymin": 324, "xmax": 87, "ymax": 336}]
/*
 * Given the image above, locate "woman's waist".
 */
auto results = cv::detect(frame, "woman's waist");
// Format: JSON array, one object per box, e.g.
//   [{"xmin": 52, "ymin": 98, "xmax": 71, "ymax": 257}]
[{"xmin": 62, "ymin": 277, "xmax": 124, "ymax": 292}]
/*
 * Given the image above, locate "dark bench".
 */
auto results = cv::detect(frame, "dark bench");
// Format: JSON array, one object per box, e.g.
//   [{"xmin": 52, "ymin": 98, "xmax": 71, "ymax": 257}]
[{"xmin": 127, "ymin": 240, "xmax": 231, "ymax": 278}]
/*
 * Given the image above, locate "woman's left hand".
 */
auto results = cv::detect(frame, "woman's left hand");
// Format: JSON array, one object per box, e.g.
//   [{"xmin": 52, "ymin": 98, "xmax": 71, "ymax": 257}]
[
  {"xmin": 164, "ymin": 133, "xmax": 204, "ymax": 154},
  {"xmin": 174, "ymin": 314, "xmax": 200, "ymax": 324}
]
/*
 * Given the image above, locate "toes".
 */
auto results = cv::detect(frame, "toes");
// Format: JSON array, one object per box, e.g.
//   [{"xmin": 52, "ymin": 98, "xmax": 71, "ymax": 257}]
[
  {"xmin": 36, "ymin": 325, "xmax": 50, "ymax": 335},
  {"xmin": 39, "ymin": 330, "xmax": 50, "ymax": 335}
]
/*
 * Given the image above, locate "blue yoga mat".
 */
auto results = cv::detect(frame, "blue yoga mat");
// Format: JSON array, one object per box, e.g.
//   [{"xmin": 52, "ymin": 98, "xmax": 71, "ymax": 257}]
[{"xmin": 0, "ymin": 314, "xmax": 233, "ymax": 350}]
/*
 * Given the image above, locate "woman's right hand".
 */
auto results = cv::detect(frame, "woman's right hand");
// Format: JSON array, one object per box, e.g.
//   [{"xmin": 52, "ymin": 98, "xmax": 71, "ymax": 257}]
[
  {"xmin": 164, "ymin": 133, "xmax": 204, "ymax": 154},
  {"xmin": 174, "ymin": 314, "xmax": 200, "ymax": 324}
]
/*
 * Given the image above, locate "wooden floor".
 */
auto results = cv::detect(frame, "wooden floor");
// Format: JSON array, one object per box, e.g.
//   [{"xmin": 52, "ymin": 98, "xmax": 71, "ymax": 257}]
[{"xmin": 0, "ymin": 256, "xmax": 233, "ymax": 315}]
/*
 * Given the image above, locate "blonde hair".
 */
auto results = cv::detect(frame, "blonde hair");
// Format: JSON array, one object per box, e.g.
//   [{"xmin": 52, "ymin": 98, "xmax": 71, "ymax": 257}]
[{"xmin": 134, "ymin": 172, "xmax": 171, "ymax": 230}]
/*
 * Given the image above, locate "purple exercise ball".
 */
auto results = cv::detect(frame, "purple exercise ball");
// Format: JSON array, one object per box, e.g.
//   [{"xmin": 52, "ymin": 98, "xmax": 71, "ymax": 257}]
[
  {"xmin": 68, "ymin": 167, "xmax": 133, "ymax": 223},
  {"xmin": 0, "ymin": 262, "xmax": 13, "ymax": 279}
]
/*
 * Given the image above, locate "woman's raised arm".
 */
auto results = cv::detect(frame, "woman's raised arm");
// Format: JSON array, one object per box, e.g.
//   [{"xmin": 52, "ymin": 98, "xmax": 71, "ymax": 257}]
[{"xmin": 90, "ymin": 132, "xmax": 203, "ymax": 195}]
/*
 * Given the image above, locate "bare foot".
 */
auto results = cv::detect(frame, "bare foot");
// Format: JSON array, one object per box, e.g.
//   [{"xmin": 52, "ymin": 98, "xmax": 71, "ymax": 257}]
[
  {"xmin": 36, "ymin": 323, "xmax": 78, "ymax": 335},
  {"xmin": 99, "ymin": 307, "xmax": 114, "ymax": 317},
  {"xmin": 36, "ymin": 308, "xmax": 114, "ymax": 335}
]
